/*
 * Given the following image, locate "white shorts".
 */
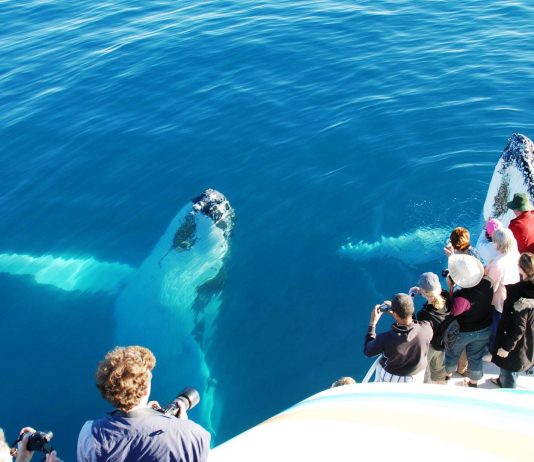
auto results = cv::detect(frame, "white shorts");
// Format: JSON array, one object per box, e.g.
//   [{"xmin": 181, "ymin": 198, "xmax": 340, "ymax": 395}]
[{"xmin": 375, "ymin": 363, "xmax": 425, "ymax": 384}]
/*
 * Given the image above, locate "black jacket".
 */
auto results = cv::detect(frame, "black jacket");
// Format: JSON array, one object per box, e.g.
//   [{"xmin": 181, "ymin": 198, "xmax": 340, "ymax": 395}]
[
  {"xmin": 364, "ymin": 321, "xmax": 433, "ymax": 376},
  {"xmin": 416, "ymin": 291, "xmax": 450, "ymax": 351},
  {"xmin": 492, "ymin": 280, "xmax": 534, "ymax": 372}
]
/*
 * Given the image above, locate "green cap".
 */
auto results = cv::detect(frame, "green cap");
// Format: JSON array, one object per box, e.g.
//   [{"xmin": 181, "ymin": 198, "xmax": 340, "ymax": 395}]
[{"xmin": 507, "ymin": 193, "xmax": 534, "ymax": 212}]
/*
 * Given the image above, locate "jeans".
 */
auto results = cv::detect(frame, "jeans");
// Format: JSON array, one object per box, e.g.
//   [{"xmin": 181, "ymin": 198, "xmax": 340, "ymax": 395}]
[
  {"xmin": 445, "ymin": 325, "xmax": 492, "ymax": 381},
  {"xmin": 499, "ymin": 369, "xmax": 519, "ymax": 388},
  {"xmin": 489, "ymin": 308, "xmax": 501, "ymax": 353}
]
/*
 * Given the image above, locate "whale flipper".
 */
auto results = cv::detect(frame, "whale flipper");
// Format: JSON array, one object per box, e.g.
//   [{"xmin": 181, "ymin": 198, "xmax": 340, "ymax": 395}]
[
  {"xmin": 0, "ymin": 252, "xmax": 134, "ymax": 293},
  {"xmin": 340, "ymin": 227, "xmax": 449, "ymax": 267}
]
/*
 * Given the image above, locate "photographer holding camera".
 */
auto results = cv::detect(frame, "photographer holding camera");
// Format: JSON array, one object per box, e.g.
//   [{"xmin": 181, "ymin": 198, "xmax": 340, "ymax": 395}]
[
  {"xmin": 77, "ymin": 345, "xmax": 210, "ymax": 462},
  {"xmin": 1, "ymin": 427, "xmax": 62, "ymax": 462},
  {"xmin": 364, "ymin": 294, "xmax": 433, "ymax": 383}
]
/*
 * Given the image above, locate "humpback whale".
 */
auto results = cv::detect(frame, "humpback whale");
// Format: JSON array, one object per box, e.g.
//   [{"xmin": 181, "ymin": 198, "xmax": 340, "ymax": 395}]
[
  {"xmin": 342, "ymin": 134, "xmax": 534, "ymax": 266},
  {"xmin": 0, "ymin": 189, "xmax": 234, "ymax": 432},
  {"xmin": 479, "ymin": 133, "xmax": 534, "ymax": 226}
]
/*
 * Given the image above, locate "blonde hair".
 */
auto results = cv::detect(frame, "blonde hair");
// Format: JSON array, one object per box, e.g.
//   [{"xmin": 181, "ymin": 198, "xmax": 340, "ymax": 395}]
[
  {"xmin": 331, "ymin": 376, "xmax": 356, "ymax": 387},
  {"xmin": 450, "ymin": 227, "xmax": 471, "ymax": 251},
  {"xmin": 492, "ymin": 228, "xmax": 518, "ymax": 255},
  {"xmin": 96, "ymin": 345, "xmax": 155, "ymax": 411},
  {"xmin": 519, "ymin": 252, "xmax": 534, "ymax": 283},
  {"xmin": 420, "ymin": 289, "xmax": 446, "ymax": 310}
]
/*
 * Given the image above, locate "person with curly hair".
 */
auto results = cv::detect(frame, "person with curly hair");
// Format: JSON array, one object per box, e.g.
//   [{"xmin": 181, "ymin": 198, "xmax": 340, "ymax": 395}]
[{"xmin": 77, "ymin": 345, "xmax": 210, "ymax": 462}]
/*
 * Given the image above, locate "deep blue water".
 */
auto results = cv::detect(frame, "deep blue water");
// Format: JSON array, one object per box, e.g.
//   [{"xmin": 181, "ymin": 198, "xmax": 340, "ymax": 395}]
[{"xmin": 1, "ymin": 0, "xmax": 534, "ymax": 457}]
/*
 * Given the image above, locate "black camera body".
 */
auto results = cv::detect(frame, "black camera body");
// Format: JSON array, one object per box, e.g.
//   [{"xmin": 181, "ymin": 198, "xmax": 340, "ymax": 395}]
[
  {"xmin": 160, "ymin": 387, "xmax": 200, "ymax": 417},
  {"xmin": 21, "ymin": 431, "xmax": 53, "ymax": 455},
  {"xmin": 378, "ymin": 303, "xmax": 391, "ymax": 313}
]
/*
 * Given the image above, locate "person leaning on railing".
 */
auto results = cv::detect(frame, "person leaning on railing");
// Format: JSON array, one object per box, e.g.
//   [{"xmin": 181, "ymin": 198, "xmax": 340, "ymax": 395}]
[
  {"xmin": 444, "ymin": 255, "xmax": 493, "ymax": 388},
  {"xmin": 364, "ymin": 293, "xmax": 433, "ymax": 383},
  {"xmin": 77, "ymin": 345, "xmax": 210, "ymax": 462}
]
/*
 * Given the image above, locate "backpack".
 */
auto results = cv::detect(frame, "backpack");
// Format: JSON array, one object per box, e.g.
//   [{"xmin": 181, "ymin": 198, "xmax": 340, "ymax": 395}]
[{"xmin": 434, "ymin": 315, "xmax": 460, "ymax": 351}]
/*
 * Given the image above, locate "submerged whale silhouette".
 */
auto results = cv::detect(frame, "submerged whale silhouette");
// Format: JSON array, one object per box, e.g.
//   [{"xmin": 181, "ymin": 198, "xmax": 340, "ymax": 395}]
[
  {"xmin": 342, "ymin": 133, "xmax": 534, "ymax": 266},
  {"xmin": 0, "ymin": 188, "xmax": 235, "ymax": 431},
  {"xmin": 340, "ymin": 227, "xmax": 449, "ymax": 267}
]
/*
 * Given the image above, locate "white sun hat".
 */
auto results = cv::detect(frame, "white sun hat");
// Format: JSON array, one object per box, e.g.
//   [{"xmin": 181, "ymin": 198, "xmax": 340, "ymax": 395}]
[{"xmin": 447, "ymin": 254, "xmax": 484, "ymax": 288}]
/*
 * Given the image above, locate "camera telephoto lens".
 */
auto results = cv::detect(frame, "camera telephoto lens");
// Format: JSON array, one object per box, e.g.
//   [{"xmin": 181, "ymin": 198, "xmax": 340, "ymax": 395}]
[
  {"xmin": 174, "ymin": 387, "xmax": 200, "ymax": 411},
  {"xmin": 160, "ymin": 387, "xmax": 201, "ymax": 417}
]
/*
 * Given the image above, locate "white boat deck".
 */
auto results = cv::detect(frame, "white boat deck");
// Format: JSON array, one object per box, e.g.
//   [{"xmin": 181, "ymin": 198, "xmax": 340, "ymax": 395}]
[{"xmin": 447, "ymin": 359, "xmax": 534, "ymax": 390}]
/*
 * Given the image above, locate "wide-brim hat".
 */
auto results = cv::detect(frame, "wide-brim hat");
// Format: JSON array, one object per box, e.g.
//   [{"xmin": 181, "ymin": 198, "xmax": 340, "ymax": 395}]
[
  {"xmin": 447, "ymin": 254, "xmax": 484, "ymax": 289},
  {"xmin": 507, "ymin": 193, "xmax": 534, "ymax": 212}
]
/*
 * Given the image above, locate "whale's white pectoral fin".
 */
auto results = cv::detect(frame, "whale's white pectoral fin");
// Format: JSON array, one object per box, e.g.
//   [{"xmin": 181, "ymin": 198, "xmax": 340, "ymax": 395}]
[
  {"xmin": 340, "ymin": 227, "xmax": 450, "ymax": 267},
  {"xmin": 0, "ymin": 252, "xmax": 134, "ymax": 294}
]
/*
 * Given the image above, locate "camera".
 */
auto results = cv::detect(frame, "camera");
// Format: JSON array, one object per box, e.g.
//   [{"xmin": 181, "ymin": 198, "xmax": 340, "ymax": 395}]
[
  {"xmin": 377, "ymin": 303, "xmax": 391, "ymax": 313},
  {"xmin": 11, "ymin": 431, "xmax": 53, "ymax": 456},
  {"xmin": 26, "ymin": 431, "xmax": 53, "ymax": 454},
  {"xmin": 160, "ymin": 387, "xmax": 200, "ymax": 416},
  {"xmin": 442, "ymin": 269, "xmax": 449, "ymax": 278}
]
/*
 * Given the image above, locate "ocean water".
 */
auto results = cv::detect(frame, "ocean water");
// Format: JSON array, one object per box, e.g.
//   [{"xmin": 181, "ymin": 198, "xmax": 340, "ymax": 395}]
[{"xmin": 1, "ymin": 0, "xmax": 534, "ymax": 456}]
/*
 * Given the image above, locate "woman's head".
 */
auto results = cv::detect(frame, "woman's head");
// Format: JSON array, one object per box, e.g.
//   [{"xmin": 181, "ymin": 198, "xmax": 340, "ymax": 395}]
[
  {"xmin": 449, "ymin": 227, "xmax": 470, "ymax": 251},
  {"xmin": 417, "ymin": 272, "xmax": 445, "ymax": 310},
  {"xmin": 492, "ymin": 228, "xmax": 518, "ymax": 255},
  {"xmin": 519, "ymin": 252, "xmax": 534, "ymax": 282},
  {"xmin": 485, "ymin": 218, "xmax": 502, "ymax": 241},
  {"xmin": 96, "ymin": 345, "xmax": 156, "ymax": 412}
]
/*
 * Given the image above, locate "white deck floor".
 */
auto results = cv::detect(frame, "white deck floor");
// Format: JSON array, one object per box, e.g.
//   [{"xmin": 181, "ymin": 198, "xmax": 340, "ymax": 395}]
[{"xmin": 447, "ymin": 360, "xmax": 534, "ymax": 390}]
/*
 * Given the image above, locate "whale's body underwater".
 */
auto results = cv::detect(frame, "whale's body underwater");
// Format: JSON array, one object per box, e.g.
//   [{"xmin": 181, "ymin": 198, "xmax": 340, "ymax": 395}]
[
  {"xmin": 0, "ymin": 189, "xmax": 234, "ymax": 431},
  {"xmin": 340, "ymin": 133, "xmax": 534, "ymax": 266}
]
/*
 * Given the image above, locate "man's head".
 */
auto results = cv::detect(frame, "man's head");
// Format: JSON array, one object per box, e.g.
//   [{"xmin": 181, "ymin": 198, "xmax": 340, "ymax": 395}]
[
  {"xmin": 507, "ymin": 193, "xmax": 533, "ymax": 214},
  {"xmin": 330, "ymin": 376, "xmax": 356, "ymax": 388},
  {"xmin": 96, "ymin": 345, "xmax": 156, "ymax": 412},
  {"xmin": 390, "ymin": 293, "xmax": 414, "ymax": 321}
]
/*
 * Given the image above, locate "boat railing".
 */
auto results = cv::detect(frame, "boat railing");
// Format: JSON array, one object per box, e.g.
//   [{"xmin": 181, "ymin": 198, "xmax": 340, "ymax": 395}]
[{"xmin": 361, "ymin": 356, "xmax": 381, "ymax": 383}]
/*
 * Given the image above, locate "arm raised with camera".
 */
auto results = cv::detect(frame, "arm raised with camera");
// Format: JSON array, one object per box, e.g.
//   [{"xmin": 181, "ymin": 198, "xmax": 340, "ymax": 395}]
[{"xmin": 364, "ymin": 301, "xmax": 391, "ymax": 357}]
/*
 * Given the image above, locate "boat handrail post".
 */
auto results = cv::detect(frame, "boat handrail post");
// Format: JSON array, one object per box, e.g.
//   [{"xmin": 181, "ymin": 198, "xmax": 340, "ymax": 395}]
[{"xmin": 361, "ymin": 356, "xmax": 381, "ymax": 384}]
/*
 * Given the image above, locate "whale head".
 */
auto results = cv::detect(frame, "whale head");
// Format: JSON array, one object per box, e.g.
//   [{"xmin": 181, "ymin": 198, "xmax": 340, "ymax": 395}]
[
  {"xmin": 172, "ymin": 189, "xmax": 235, "ymax": 253},
  {"xmin": 483, "ymin": 133, "xmax": 534, "ymax": 226}
]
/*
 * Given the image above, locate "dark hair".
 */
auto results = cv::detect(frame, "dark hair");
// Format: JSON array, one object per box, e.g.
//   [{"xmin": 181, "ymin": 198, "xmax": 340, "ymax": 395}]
[
  {"xmin": 519, "ymin": 252, "xmax": 534, "ymax": 282},
  {"xmin": 391, "ymin": 293, "xmax": 414, "ymax": 319}
]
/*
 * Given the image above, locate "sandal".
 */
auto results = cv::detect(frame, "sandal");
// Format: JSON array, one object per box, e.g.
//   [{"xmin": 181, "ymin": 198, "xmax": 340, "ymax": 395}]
[
  {"xmin": 490, "ymin": 377, "xmax": 502, "ymax": 388},
  {"xmin": 463, "ymin": 377, "xmax": 477, "ymax": 388}
]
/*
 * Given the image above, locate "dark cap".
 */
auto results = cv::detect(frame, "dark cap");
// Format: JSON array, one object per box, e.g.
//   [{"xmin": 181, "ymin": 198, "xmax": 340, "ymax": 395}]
[{"xmin": 391, "ymin": 293, "xmax": 414, "ymax": 319}]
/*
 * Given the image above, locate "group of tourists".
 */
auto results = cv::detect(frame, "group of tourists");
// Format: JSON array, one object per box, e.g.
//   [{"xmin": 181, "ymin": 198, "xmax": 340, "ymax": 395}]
[{"xmin": 364, "ymin": 192, "xmax": 534, "ymax": 388}]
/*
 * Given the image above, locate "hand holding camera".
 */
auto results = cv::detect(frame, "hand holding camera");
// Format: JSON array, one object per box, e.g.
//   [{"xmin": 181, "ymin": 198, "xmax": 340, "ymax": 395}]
[
  {"xmin": 370, "ymin": 301, "xmax": 392, "ymax": 326},
  {"xmin": 11, "ymin": 427, "xmax": 62, "ymax": 462}
]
